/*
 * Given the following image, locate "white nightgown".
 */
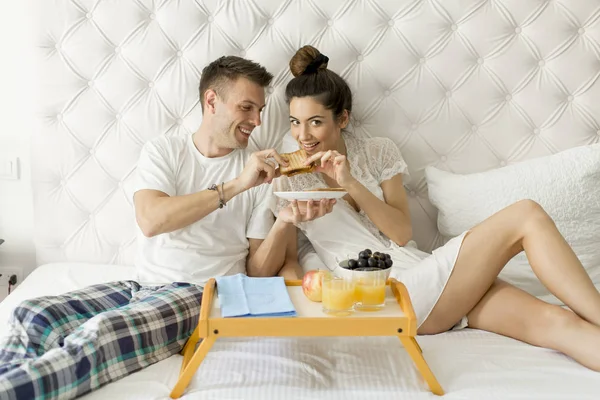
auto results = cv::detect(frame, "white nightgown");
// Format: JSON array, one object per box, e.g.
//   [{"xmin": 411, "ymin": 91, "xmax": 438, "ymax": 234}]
[{"xmin": 272, "ymin": 132, "xmax": 469, "ymax": 330}]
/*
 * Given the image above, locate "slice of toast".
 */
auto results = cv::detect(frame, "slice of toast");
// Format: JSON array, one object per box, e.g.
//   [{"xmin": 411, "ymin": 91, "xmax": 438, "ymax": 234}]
[{"xmin": 279, "ymin": 149, "xmax": 315, "ymax": 177}]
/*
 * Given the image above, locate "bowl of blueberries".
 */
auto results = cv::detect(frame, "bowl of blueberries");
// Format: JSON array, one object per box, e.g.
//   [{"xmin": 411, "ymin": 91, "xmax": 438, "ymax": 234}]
[{"xmin": 335, "ymin": 249, "xmax": 394, "ymax": 280}]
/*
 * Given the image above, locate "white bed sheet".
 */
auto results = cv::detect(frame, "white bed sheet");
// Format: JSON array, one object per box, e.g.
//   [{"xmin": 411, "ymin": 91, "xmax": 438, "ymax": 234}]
[{"xmin": 1, "ymin": 263, "xmax": 599, "ymax": 400}]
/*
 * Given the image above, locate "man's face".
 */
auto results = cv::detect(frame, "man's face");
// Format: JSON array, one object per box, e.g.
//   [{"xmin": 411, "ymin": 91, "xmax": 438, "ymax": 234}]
[{"xmin": 210, "ymin": 77, "xmax": 266, "ymax": 149}]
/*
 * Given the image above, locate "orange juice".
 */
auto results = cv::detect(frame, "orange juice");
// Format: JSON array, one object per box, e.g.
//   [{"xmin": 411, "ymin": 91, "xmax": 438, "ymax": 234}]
[
  {"xmin": 322, "ymin": 276, "xmax": 355, "ymax": 316},
  {"xmin": 354, "ymin": 269, "xmax": 387, "ymax": 311},
  {"xmin": 355, "ymin": 283, "xmax": 385, "ymax": 309}
]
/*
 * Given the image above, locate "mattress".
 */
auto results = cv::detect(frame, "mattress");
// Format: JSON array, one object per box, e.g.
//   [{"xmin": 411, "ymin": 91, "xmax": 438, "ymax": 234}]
[{"xmin": 0, "ymin": 263, "xmax": 598, "ymax": 399}]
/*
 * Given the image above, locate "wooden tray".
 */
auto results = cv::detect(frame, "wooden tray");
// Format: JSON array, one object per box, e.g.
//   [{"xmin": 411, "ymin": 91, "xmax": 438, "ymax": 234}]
[{"xmin": 170, "ymin": 278, "xmax": 443, "ymax": 398}]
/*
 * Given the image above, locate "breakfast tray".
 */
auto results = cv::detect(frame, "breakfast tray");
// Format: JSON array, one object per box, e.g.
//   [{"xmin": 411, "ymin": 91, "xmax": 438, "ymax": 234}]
[{"xmin": 169, "ymin": 278, "xmax": 444, "ymax": 398}]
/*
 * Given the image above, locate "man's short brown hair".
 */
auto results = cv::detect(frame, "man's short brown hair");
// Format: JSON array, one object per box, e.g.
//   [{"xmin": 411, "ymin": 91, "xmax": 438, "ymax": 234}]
[{"xmin": 199, "ymin": 56, "xmax": 274, "ymax": 112}]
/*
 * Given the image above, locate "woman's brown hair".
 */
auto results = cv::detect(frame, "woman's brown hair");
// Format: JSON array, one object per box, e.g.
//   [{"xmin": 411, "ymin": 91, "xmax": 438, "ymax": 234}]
[{"xmin": 286, "ymin": 45, "xmax": 353, "ymax": 122}]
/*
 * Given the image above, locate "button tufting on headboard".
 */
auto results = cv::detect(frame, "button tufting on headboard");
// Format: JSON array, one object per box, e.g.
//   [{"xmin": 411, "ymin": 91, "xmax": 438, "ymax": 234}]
[{"xmin": 33, "ymin": 0, "xmax": 600, "ymax": 266}]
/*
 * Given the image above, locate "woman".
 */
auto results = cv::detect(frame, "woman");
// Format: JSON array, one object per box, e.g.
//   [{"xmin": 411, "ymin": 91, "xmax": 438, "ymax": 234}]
[{"xmin": 273, "ymin": 45, "xmax": 600, "ymax": 371}]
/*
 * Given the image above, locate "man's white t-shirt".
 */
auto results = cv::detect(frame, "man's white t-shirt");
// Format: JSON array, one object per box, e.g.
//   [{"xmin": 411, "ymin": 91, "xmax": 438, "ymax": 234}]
[{"xmin": 133, "ymin": 134, "xmax": 274, "ymax": 287}]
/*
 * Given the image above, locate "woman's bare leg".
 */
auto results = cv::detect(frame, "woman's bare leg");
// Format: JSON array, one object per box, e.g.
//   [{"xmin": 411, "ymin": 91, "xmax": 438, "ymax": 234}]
[
  {"xmin": 419, "ymin": 199, "xmax": 600, "ymax": 334},
  {"xmin": 467, "ymin": 279, "xmax": 600, "ymax": 371}
]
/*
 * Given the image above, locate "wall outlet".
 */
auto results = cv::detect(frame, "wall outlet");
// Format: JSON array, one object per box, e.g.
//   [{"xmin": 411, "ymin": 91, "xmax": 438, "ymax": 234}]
[
  {"xmin": 0, "ymin": 157, "xmax": 20, "ymax": 180},
  {"xmin": 0, "ymin": 267, "xmax": 23, "ymax": 288}
]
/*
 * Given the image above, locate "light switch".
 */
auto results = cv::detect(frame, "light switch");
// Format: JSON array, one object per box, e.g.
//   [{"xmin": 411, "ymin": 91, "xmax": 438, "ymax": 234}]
[{"xmin": 0, "ymin": 157, "xmax": 19, "ymax": 180}]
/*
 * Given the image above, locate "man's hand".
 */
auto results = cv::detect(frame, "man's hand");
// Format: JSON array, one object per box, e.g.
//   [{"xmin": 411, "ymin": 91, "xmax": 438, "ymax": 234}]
[
  {"xmin": 235, "ymin": 149, "xmax": 288, "ymax": 190},
  {"xmin": 278, "ymin": 199, "xmax": 336, "ymax": 224}
]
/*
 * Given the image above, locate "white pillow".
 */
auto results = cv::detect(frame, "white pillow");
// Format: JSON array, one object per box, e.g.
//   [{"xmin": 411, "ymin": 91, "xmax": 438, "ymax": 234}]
[{"xmin": 425, "ymin": 143, "xmax": 600, "ymax": 304}]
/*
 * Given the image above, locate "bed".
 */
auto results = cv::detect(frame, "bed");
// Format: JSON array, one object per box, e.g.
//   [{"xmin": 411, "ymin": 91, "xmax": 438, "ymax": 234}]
[{"xmin": 4, "ymin": 0, "xmax": 600, "ymax": 398}]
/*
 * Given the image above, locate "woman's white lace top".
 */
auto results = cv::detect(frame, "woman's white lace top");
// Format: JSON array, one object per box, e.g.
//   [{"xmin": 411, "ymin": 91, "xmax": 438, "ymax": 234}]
[{"xmin": 272, "ymin": 133, "xmax": 427, "ymax": 270}]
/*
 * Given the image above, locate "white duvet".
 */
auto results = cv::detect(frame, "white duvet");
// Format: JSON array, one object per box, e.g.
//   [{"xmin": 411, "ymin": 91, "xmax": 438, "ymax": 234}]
[{"xmin": 0, "ymin": 263, "xmax": 598, "ymax": 399}]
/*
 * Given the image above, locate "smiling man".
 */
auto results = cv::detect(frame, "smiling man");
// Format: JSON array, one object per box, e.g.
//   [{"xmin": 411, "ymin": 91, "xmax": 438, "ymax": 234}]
[
  {"xmin": 133, "ymin": 55, "xmax": 295, "ymax": 285},
  {"xmin": 133, "ymin": 55, "xmax": 333, "ymax": 283},
  {"xmin": 0, "ymin": 56, "xmax": 337, "ymax": 400}
]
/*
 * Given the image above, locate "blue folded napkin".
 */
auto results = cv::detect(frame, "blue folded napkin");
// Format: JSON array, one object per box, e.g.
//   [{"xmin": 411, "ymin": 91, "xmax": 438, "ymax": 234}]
[{"xmin": 215, "ymin": 274, "xmax": 297, "ymax": 318}]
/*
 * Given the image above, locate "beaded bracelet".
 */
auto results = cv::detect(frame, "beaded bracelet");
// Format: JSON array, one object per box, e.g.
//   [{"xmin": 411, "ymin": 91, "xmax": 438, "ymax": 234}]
[{"xmin": 208, "ymin": 183, "xmax": 226, "ymax": 208}]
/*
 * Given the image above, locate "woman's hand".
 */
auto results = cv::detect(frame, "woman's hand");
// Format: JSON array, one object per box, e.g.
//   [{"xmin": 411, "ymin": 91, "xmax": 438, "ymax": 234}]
[
  {"xmin": 278, "ymin": 199, "xmax": 336, "ymax": 224},
  {"xmin": 304, "ymin": 150, "xmax": 356, "ymax": 188}
]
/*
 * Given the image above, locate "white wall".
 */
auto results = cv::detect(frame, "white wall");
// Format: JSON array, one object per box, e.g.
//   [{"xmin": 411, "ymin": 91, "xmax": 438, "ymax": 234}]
[{"xmin": 0, "ymin": 0, "xmax": 37, "ymax": 277}]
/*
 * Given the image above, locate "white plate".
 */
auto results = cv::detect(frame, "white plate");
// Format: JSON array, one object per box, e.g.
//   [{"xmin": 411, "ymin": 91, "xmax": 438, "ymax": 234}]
[{"xmin": 274, "ymin": 191, "xmax": 347, "ymax": 200}]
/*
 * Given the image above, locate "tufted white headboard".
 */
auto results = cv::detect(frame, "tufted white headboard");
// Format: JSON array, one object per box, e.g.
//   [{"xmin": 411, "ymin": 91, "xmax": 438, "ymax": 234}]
[{"xmin": 33, "ymin": 0, "xmax": 600, "ymax": 267}]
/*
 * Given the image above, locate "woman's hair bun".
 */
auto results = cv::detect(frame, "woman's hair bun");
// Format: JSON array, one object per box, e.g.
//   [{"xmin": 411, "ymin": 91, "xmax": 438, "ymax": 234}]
[{"xmin": 289, "ymin": 45, "xmax": 329, "ymax": 77}]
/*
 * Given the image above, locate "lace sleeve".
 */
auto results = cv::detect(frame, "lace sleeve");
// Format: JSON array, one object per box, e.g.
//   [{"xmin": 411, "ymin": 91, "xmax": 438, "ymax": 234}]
[{"xmin": 369, "ymin": 137, "xmax": 410, "ymax": 184}]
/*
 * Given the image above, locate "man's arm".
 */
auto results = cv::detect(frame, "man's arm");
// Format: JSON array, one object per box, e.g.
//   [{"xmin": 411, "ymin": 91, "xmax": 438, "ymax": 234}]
[
  {"xmin": 134, "ymin": 147, "xmax": 285, "ymax": 237},
  {"xmin": 133, "ymin": 179, "xmax": 245, "ymax": 237},
  {"xmin": 245, "ymin": 219, "xmax": 295, "ymax": 277}
]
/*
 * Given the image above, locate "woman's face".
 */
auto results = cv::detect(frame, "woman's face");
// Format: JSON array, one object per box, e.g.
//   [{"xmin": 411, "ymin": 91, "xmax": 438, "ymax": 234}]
[{"xmin": 289, "ymin": 96, "xmax": 348, "ymax": 155}]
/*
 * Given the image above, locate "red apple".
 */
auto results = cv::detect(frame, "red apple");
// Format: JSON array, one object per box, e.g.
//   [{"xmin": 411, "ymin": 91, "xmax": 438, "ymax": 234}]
[{"xmin": 302, "ymin": 269, "xmax": 327, "ymax": 302}]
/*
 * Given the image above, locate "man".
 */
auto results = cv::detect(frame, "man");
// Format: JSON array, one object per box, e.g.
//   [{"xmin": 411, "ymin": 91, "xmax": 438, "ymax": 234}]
[
  {"xmin": 133, "ymin": 55, "xmax": 318, "ymax": 285},
  {"xmin": 0, "ymin": 56, "xmax": 334, "ymax": 400}
]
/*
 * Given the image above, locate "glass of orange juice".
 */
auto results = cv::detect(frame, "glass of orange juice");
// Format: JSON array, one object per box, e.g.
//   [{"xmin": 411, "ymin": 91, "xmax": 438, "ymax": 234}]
[
  {"xmin": 354, "ymin": 268, "xmax": 387, "ymax": 311},
  {"xmin": 322, "ymin": 274, "xmax": 355, "ymax": 316}
]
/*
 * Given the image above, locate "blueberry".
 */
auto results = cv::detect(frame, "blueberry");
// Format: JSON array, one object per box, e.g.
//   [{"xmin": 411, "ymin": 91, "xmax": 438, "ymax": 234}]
[
  {"xmin": 357, "ymin": 258, "xmax": 368, "ymax": 269},
  {"xmin": 359, "ymin": 251, "xmax": 369, "ymax": 260},
  {"xmin": 385, "ymin": 258, "xmax": 393, "ymax": 268},
  {"xmin": 373, "ymin": 251, "xmax": 381, "ymax": 259},
  {"xmin": 377, "ymin": 260, "xmax": 386, "ymax": 269},
  {"xmin": 385, "ymin": 253, "xmax": 392, "ymax": 260},
  {"xmin": 348, "ymin": 259, "xmax": 358, "ymax": 269},
  {"xmin": 367, "ymin": 257, "xmax": 377, "ymax": 268},
  {"xmin": 365, "ymin": 249, "xmax": 372, "ymax": 255}
]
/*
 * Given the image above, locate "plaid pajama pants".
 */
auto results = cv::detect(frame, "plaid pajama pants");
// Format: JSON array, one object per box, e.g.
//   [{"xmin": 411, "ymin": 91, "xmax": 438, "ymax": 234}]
[{"xmin": 0, "ymin": 281, "xmax": 203, "ymax": 400}]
